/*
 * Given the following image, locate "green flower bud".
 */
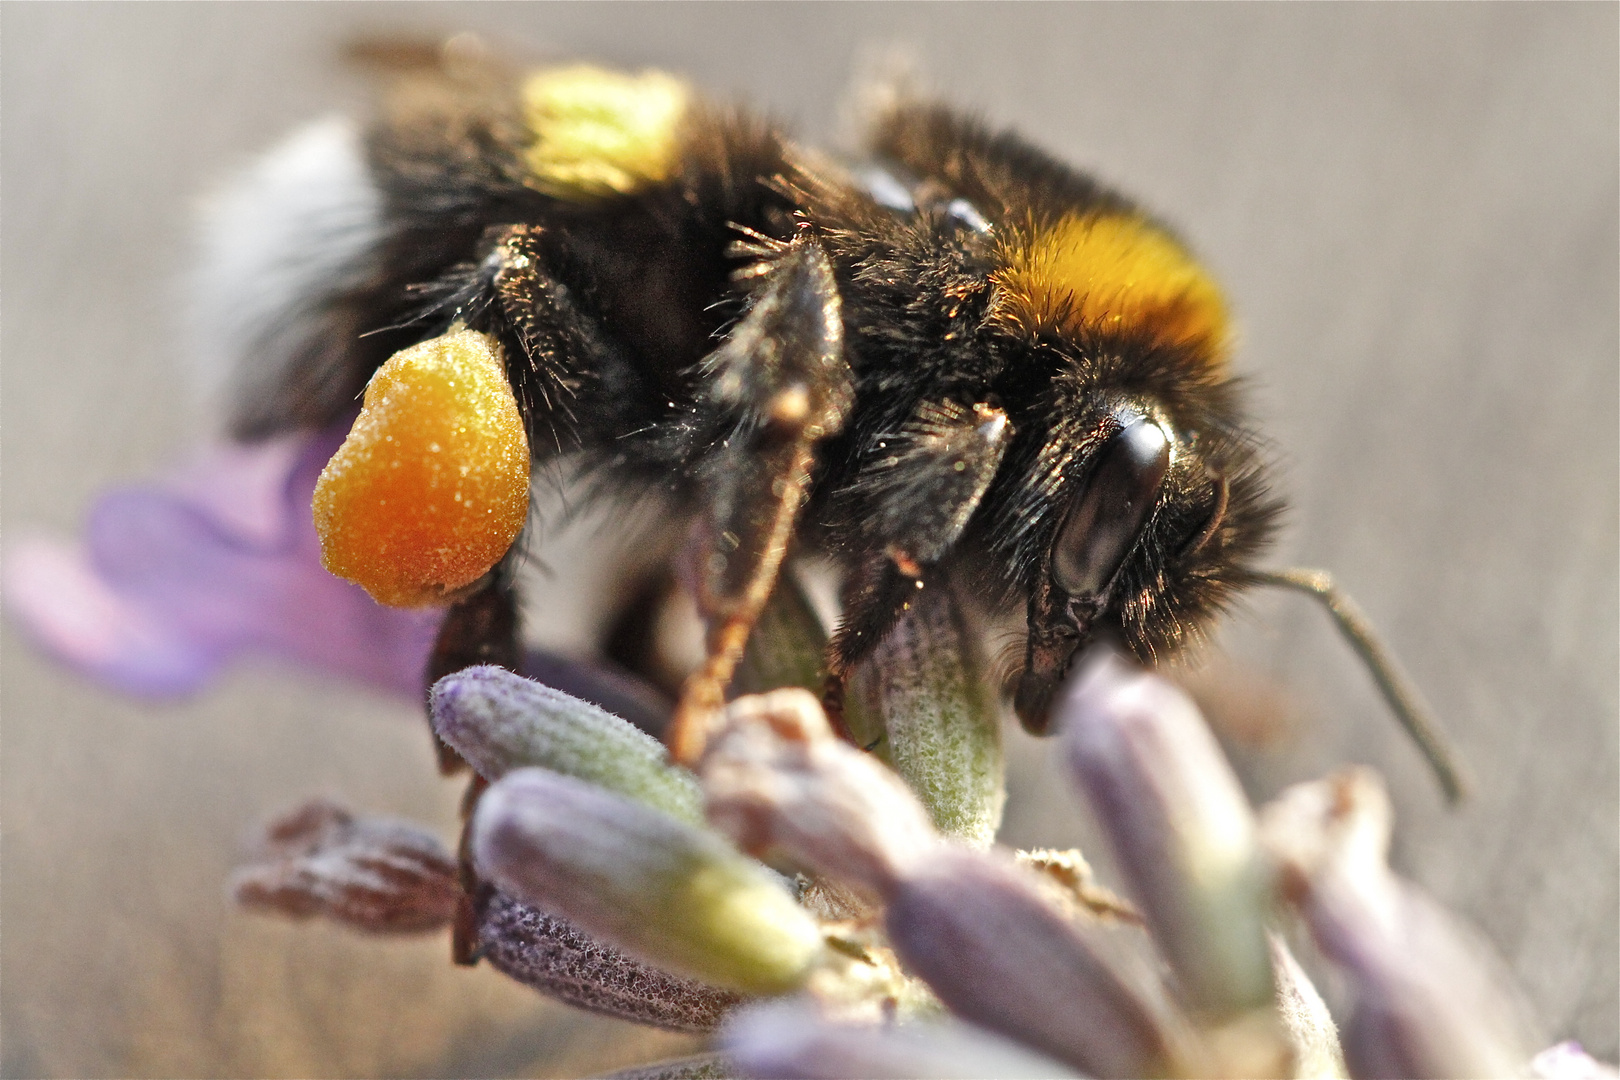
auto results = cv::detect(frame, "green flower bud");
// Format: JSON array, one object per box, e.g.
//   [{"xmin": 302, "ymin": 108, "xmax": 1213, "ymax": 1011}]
[
  {"xmin": 474, "ymin": 767, "xmax": 822, "ymax": 995},
  {"xmin": 848, "ymin": 577, "xmax": 1004, "ymax": 847},
  {"xmin": 433, "ymin": 665, "xmax": 702, "ymax": 824}
]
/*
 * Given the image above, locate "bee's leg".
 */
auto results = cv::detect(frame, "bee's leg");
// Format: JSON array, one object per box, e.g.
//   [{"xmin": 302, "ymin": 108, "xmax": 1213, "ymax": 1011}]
[
  {"xmin": 419, "ymin": 219, "xmax": 648, "ymax": 744},
  {"xmin": 417, "ymin": 566, "xmax": 519, "ymax": 965},
  {"xmin": 824, "ymin": 401, "xmax": 1013, "ymax": 723},
  {"xmin": 424, "ymin": 569, "xmax": 520, "ymax": 773},
  {"xmin": 419, "ymin": 225, "xmax": 615, "ymax": 961},
  {"xmin": 666, "ymin": 232, "xmax": 853, "ymax": 764},
  {"xmin": 822, "ymin": 552, "xmax": 925, "ymax": 733},
  {"xmin": 450, "ymin": 774, "xmax": 494, "ymax": 965},
  {"xmin": 446, "ymin": 222, "xmax": 641, "ymax": 457}
]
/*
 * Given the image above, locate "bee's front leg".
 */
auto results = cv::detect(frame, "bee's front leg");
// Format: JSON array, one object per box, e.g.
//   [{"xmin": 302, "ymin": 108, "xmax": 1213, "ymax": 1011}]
[
  {"xmin": 824, "ymin": 400, "xmax": 1013, "ymax": 722},
  {"xmin": 666, "ymin": 232, "xmax": 852, "ymax": 764}
]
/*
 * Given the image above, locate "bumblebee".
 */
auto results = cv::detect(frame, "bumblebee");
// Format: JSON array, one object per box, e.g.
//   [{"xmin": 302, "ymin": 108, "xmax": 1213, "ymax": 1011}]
[{"xmin": 206, "ymin": 47, "xmax": 1461, "ymax": 793}]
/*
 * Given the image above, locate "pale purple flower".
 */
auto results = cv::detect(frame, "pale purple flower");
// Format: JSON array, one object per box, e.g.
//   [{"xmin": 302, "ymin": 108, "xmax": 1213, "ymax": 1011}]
[
  {"xmin": 723, "ymin": 998, "xmax": 1083, "ymax": 1079},
  {"xmin": 699, "ymin": 688, "xmax": 1193, "ymax": 1079},
  {"xmin": 4, "ymin": 425, "xmax": 440, "ymax": 697},
  {"xmin": 1260, "ymin": 767, "xmax": 1541, "ymax": 1079}
]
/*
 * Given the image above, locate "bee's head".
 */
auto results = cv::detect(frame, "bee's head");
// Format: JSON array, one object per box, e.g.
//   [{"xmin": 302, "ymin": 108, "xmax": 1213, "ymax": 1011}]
[
  {"xmin": 1008, "ymin": 391, "xmax": 1274, "ymax": 733},
  {"xmin": 980, "ymin": 212, "xmax": 1279, "ymax": 734}
]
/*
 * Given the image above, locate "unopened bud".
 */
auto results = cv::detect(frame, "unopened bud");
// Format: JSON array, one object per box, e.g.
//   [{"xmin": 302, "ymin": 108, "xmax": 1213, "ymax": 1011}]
[
  {"xmin": 602, "ymin": 1053, "xmax": 737, "ymax": 1080},
  {"xmin": 1060, "ymin": 650, "xmax": 1274, "ymax": 1016},
  {"xmin": 1270, "ymin": 932, "xmax": 1347, "ymax": 1079},
  {"xmin": 847, "ymin": 578, "xmax": 1004, "ymax": 847},
  {"xmin": 701, "ymin": 689, "xmax": 940, "ymax": 898},
  {"xmin": 884, "ymin": 845, "xmax": 1192, "ymax": 1079},
  {"xmin": 231, "ymin": 799, "xmax": 459, "ymax": 934},
  {"xmin": 473, "ymin": 767, "xmax": 822, "ymax": 995},
  {"xmin": 433, "ymin": 665, "xmax": 701, "ymax": 823},
  {"xmin": 723, "ymin": 999, "xmax": 1083, "ymax": 1079},
  {"xmin": 477, "ymin": 889, "xmax": 740, "ymax": 1033},
  {"xmin": 1260, "ymin": 768, "xmax": 1538, "ymax": 1080}
]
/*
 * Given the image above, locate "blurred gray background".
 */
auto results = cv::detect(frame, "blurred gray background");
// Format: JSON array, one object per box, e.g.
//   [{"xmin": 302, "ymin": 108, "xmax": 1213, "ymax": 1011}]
[{"xmin": 3, "ymin": 4, "xmax": 1614, "ymax": 1076}]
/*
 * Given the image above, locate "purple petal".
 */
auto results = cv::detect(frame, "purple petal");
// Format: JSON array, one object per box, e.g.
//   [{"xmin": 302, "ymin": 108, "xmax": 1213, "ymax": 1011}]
[
  {"xmin": 4, "ymin": 426, "xmax": 442, "ymax": 697},
  {"xmin": 1059, "ymin": 650, "xmax": 1273, "ymax": 1015},
  {"xmin": 723, "ymin": 999, "xmax": 1084, "ymax": 1079},
  {"xmin": 884, "ymin": 846, "xmax": 1191, "ymax": 1079},
  {"xmin": 4, "ymin": 534, "xmax": 221, "ymax": 695}
]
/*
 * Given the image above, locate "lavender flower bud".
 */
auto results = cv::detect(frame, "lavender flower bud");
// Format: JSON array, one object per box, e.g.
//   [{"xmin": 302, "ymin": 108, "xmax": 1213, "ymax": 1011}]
[
  {"xmin": 477, "ymin": 890, "xmax": 741, "ymax": 1033},
  {"xmin": 701, "ymin": 689, "xmax": 1188, "ymax": 1077},
  {"xmin": 1270, "ymin": 932, "xmax": 1348, "ymax": 1079},
  {"xmin": 231, "ymin": 798, "xmax": 459, "ymax": 934},
  {"xmin": 848, "ymin": 578, "xmax": 1005, "ymax": 847},
  {"xmin": 701, "ymin": 689, "xmax": 940, "ymax": 898},
  {"xmin": 604, "ymin": 1053, "xmax": 737, "ymax": 1080},
  {"xmin": 1260, "ymin": 768, "xmax": 1538, "ymax": 1079},
  {"xmin": 472, "ymin": 767, "xmax": 822, "ymax": 995},
  {"xmin": 432, "ymin": 665, "xmax": 702, "ymax": 824},
  {"xmin": 885, "ymin": 845, "xmax": 1192, "ymax": 1079},
  {"xmin": 1060, "ymin": 650, "xmax": 1274, "ymax": 1016},
  {"xmin": 723, "ymin": 999, "xmax": 1084, "ymax": 1079}
]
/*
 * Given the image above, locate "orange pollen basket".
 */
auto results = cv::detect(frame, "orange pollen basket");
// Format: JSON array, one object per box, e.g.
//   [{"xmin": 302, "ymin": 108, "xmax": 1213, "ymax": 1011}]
[{"xmin": 313, "ymin": 328, "xmax": 531, "ymax": 608}]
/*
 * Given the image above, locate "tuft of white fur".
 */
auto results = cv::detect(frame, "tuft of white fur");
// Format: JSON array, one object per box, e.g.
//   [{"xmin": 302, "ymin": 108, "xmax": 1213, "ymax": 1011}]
[{"xmin": 188, "ymin": 116, "xmax": 382, "ymax": 426}]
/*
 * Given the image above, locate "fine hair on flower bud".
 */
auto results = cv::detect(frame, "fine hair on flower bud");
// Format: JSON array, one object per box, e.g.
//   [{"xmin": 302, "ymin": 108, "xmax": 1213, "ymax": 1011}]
[
  {"xmin": 432, "ymin": 664, "xmax": 701, "ymax": 822},
  {"xmin": 472, "ymin": 766, "xmax": 823, "ymax": 995},
  {"xmin": 1059, "ymin": 649, "xmax": 1274, "ymax": 1017}
]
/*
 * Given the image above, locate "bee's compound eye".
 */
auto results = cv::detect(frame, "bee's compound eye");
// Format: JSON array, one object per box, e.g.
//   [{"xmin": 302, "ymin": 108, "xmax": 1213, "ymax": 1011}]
[{"xmin": 1052, "ymin": 418, "xmax": 1171, "ymax": 598}]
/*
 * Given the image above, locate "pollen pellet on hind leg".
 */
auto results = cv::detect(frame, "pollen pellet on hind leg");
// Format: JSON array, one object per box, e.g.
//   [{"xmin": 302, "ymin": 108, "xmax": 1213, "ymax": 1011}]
[{"xmin": 313, "ymin": 328, "xmax": 530, "ymax": 608}]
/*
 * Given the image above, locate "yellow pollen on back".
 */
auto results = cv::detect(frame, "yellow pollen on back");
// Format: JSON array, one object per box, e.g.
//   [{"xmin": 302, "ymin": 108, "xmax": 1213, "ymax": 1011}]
[
  {"xmin": 520, "ymin": 65, "xmax": 691, "ymax": 199},
  {"xmin": 994, "ymin": 213, "xmax": 1231, "ymax": 364}
]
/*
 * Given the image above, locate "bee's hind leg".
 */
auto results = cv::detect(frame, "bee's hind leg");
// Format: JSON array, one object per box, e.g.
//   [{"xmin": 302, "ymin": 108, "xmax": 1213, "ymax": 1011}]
[
  {"xmin": 424, "ymin": 568, "xmax": 521, "ymax": 774},
  {"xmin": 665, "ymin": 231, "xmax": 853, "ymax": 764},
  {"xmin": 415, "ymin": 223, "xmax": 609, "ymax": 959},
  {"xmin": 418, "ymin": 568, "xmax": 517, "ymax": 965}
]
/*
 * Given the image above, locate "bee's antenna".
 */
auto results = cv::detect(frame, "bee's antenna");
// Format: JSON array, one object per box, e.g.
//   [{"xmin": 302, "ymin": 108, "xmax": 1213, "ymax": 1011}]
[{"xmin": 1256, "ymin": 568, "xmax": 1470, "ymax": 805}]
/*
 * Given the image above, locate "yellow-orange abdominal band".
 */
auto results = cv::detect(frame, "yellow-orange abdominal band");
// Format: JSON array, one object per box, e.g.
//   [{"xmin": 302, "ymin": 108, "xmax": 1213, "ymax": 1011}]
[
  {"xmin": 314, "ymin": 329, "xmax": 530, "ymax": 608},
  {"xmin": 994, "ymin": 213, "xmax": 1230, "ymax": 364}
]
